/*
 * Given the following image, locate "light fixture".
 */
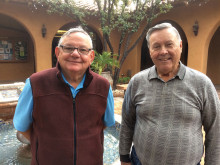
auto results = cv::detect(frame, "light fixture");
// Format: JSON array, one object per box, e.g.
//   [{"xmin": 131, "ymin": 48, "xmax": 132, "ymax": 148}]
[
  {"xmin": 41, "ymin": 24, "xmax": 47, "ymax": 38},
  {"xmin": 193, "ymin": 21, "xmax": 199, "ymax": 36}
]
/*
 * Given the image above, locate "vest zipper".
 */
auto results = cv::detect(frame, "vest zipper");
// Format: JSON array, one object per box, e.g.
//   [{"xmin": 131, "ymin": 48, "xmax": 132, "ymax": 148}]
[
  {"xmin": 36, "ymin": 140, "xmax": 39, "ymax": 165},
  {"xmin": 73, "ymin": 98, "xmax": 77, "ymax": 165}
]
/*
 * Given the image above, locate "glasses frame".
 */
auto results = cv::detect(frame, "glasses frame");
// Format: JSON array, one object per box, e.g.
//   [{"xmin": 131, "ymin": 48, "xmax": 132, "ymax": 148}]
[{"xmin": 59, "ymin": 45, "xmax": 92, "ymax": 56}]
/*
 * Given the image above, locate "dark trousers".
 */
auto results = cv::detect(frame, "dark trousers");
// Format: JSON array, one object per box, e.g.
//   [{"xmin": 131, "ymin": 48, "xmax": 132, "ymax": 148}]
[
  {"xmin": 131, "ymin": 146, "xmax": 201, "ymax": 165},
  {"xmin": 131, "ymin": 146, "xmax": 142, "ymax": 165}
]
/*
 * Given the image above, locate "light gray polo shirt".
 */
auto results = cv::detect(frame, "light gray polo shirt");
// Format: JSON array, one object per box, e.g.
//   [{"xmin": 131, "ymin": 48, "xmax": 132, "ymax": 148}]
[{"xmin": 119, "ymin": 62, "xmax": 220, "ymax": 165}]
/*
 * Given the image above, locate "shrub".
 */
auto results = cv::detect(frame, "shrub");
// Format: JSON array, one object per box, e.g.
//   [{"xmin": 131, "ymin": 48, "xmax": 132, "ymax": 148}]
[{"xmin": 118, "ymin": 76, "xmax": 130, "ymax": 84}]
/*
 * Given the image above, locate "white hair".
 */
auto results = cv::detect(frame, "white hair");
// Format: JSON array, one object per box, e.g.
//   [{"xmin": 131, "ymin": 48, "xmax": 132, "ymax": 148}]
[
  {"xmin": 58, "ymin": 26, "xmax": 93, "ymax": 48},
  {"xmin": 146, "ymin": 22, "xmax": 182, "ymax": 47}
]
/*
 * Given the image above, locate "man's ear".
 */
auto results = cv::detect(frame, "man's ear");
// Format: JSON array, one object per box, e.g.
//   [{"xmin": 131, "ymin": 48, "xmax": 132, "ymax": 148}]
[
  {"xmin": 55, "ymin": 46, "xmax": 60, "ymax": 59},
  {"xmin": 180, "ymin": 40, "xmax": 183, "ymax": 53},
  {"xmin": 180, "ymin": 40, "xmax": 183, "ymax": 48},
  {"xmin": 89, "ymin": 50, "xmax": 95, "ymax": 64}
]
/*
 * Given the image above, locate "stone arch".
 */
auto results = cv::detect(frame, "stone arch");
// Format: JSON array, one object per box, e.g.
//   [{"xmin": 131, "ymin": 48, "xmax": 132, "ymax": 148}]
[
  {"xmin": 141, "ymin": 20, "xmax": 188, "ymax": 70},
  {"xmin": 51, "ymin": 22, "xmax": 103, "ymax": 67},
  {"xmin": 207, "ymin": 25, "xmax": 220, "ymax": 85},
  {"xmin": 0, "ymin": 13, "xmax": 35, "ymax": 83}
]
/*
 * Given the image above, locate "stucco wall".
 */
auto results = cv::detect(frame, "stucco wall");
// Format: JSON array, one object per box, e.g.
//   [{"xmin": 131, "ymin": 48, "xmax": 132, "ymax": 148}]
[
  {"xmin": 120, "ymin": 0, "xmax": 220, "ymax": 84},
  {"xmin": 1, "ymin": 0, "xmax": 220, "ymax": 85},
  {"xmin": 0, "ymin": 1, "xmax": 103, "ymax": 82},
  {"xmin": 154, "ymin": 1, "xmax": 220, "ymax": 74}
]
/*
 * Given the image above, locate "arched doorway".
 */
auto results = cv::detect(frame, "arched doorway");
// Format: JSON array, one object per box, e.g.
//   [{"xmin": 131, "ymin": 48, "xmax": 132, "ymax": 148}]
[
  {"xmin": 0, "ymin": 14, "xmax": 35, "ymax": 83},
  {"xmin": 207, "ymin": 26, "xmax": 220, "ymax": 85},
  {"xmin": 51, "ymin": 23, "xmax": 103, "ymax": 67},
  {"xmin": 141, "ymin": 21, "xmax": 188, "ymax": 71}
]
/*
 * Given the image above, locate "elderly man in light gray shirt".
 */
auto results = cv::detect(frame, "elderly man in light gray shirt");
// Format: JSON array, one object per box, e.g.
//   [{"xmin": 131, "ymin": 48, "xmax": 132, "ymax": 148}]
[{"xmin": 119, "ymin": 22, "xmax": 220, "ymax": 165}]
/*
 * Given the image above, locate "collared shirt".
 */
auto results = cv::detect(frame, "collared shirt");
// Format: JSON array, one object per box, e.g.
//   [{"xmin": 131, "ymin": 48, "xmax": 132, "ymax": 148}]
[
  {"xmin": 148, "ymin": 64, "xmax": 185, "ymax": 81},
  {"xmin": 13, "ymin": 73, "xmax": 115, "ymax": 132},
  {"xmin": 119, "ymin": 62, "xmax": 220, "ymax": 165}
]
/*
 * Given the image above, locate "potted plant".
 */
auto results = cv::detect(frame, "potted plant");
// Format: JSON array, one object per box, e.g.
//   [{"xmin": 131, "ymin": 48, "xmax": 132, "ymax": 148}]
[
  {"xmin": 91, "ymin": 51, "xmax": 119, "ymax": 74},
  {"xmin": 91, "ymin": 51, "xmax": 119, "ymax": 87}
]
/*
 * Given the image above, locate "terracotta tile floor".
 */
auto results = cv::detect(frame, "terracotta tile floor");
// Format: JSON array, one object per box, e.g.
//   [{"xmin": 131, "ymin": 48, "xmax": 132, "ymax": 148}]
[{"xmin": 114, "ymin": 97, "xmax": 123, "ymax": 115}]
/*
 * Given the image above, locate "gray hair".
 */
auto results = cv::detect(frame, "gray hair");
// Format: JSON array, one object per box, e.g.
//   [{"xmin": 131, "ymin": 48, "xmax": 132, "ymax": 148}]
[
  {"xmin": 58, "ymin": 26, "xmax": 93, "ymax": 48},
  {"xmin": 146, "ymin": 22, "xmax": 182, "ymax": 47}
]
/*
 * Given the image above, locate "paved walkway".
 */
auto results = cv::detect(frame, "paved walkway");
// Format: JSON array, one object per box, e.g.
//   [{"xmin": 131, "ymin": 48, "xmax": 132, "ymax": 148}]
[{"xmin": 114, "ymin": 97, "xmax": 123, "ymax": 116}]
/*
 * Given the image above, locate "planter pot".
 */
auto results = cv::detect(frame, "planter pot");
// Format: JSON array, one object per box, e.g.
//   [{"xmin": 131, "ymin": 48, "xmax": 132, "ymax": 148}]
[{"xmin": 101, "ymin": 71, "xmax": 113, "ymax": 88}]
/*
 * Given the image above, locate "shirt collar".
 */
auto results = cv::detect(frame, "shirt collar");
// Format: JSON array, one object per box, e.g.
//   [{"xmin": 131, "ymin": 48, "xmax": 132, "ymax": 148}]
[
  {"xmin": 177, "ymin": 62, "xmax": 186, "ymax": 80},
  {"xmin": 61, "ymin": 72, "xmax": 86, "ymax": 90},
  {"xmin": 148, "ymin": 61, "xmax": 186, "ymax": 81}
]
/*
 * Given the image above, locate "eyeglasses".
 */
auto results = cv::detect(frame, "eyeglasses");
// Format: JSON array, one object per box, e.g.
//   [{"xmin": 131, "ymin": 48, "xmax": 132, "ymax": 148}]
[{"xmin": 59, "ymin": 45, "xmax": 92, "ymax": 56}]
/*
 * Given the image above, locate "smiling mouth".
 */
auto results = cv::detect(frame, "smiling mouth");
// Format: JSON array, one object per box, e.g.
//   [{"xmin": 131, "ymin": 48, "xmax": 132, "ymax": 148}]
[
  {"xmin": 67, "ymin": 60, "xmax": 80, "ymax": 63},
  {"xmin": 158, "ymin": 58, "xmax": 171, "ymax": 61}
]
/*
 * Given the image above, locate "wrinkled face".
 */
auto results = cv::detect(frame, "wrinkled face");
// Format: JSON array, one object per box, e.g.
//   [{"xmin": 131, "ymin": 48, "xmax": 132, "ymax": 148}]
[
  {"xmin": 149, "ymin": 28, "xmax": 182, "ymax": 77},
  {"xmin": 55, "ymin": 32, "xmax": 94, "ymax": 75}
]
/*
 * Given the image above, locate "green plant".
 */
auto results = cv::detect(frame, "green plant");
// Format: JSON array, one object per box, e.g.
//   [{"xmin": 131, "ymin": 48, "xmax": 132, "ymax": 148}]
[
  {"xmin": 91, "ymin": 51, "xmax": 119, "ymax": 75},
  {"xmin": 118, "ymin": 76, "xmax": 131, "ymax": 84}
]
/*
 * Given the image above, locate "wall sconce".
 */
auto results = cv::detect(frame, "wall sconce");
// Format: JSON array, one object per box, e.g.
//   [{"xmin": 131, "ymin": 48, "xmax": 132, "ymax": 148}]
[
  {"xmin": 193, "ymin": 21, "xmax": 199, "ymax": 36},
  {"xmin": 41, "ymin": 24, "xmax": 47, "ymax": 38}
]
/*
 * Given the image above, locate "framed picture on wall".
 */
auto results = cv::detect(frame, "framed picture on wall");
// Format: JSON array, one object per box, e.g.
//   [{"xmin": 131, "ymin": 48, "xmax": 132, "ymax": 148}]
[
  {"xmin": 0, "ymin": 38, "xmax": 28, "ymax": 63},
  {"xmin": 14, "ymin": 41, "xmax": 28, "ymax": 61},
  {"xmin": 0, "ymin": 48, "xmax": 4, "ymax": 54}
]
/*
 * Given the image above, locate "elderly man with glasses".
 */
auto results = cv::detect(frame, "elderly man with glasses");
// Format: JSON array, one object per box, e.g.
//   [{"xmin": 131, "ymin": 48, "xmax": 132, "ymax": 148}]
[{"xmin": 13, "ymin": 26, "xmax": 115, "ymax": 165}]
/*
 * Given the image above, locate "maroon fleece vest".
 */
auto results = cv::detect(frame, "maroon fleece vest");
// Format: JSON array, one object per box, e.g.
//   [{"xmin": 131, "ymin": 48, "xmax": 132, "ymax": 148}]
[{"xmin": 29, "ymin": 66, "xmax": 110, "ymax": 165}]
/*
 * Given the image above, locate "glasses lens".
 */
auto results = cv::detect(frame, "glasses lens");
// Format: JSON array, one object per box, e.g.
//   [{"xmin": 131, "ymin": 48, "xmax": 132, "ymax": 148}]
[
  {"xmin": 78, "ymin": 48, "xmax": 89, "ymax": 55},
  {"xmin": 62, "ymin": 46, "xmax": 73, "ymax": 53},
  {"xmin": 60, "ymin": 45, "xmax": 91, "ymax": 55}
]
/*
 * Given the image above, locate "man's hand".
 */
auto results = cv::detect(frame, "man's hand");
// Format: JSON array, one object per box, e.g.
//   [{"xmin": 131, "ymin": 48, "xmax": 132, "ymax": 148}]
[
  {"xmin": 18, "ymin": 127, "xmax": 32, "ymax": 141},
  {"xmin": 121, "ymin": 162, "xmax": 132, "ymax": 165}
]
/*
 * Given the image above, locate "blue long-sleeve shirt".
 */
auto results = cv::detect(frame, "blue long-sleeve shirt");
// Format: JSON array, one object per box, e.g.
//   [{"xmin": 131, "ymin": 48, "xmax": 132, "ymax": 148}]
[{"xmin": 14, "ymin": 73, "xmax": 115, "ymax": 132}]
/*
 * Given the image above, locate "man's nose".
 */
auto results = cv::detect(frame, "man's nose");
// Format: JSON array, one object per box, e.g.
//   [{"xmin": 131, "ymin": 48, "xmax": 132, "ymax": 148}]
[
  {"xmin": 159, "ymin": 46, "xmax": 168, "ymax": 54},
  {"xmin": 70, "ymin": 48, "xmax": 80, "ymax": 57}
]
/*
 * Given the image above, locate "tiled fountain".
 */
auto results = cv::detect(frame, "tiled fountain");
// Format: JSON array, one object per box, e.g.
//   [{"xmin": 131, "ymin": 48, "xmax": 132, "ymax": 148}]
[{"xmin": 0, "ymin": 82, "xmax": 25, "ymax": 120}]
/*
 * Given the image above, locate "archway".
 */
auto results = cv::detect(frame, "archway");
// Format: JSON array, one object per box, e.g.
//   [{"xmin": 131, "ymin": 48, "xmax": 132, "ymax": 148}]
[
  {"xmin": 0, "ymin": 14, "xmax": 35, "ymax": 83},
  {"xmin": 207, "ymin": 26, "xmax": 220, "ymax": 85},
  {"xmin": 51, "ymin": 23, "xmax": 103, "ymax": 67},
  {"xmin": 141, "ymin": 21, "xmax": 188, "ymax": 71}
]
